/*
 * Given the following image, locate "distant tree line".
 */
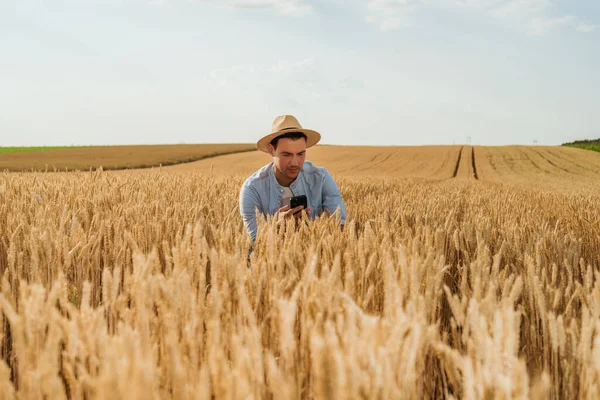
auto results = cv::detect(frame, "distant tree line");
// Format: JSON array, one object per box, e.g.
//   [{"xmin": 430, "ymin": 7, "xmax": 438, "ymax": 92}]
[
  {"xmin": 562, "ymin": 138, "xmax": 600, "ymax": 146},
  {"xmin": 562, "ymin": 138, "xmax": 600, "ymax": 154}
]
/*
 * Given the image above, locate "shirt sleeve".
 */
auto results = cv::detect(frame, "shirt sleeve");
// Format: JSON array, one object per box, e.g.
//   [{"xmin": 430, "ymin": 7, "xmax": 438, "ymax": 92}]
[
  {"xmin": 321, "ymin": 169, "xmax": 347, "ymax": 224},
  {"xmin": 239, "ymin": 183, "xmax": 261, "ymax": 242}
]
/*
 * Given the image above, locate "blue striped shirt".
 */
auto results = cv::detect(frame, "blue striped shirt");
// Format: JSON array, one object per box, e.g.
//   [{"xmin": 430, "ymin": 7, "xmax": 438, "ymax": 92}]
[{"xmin": 239, "ymin": 161, "xmax": 347, "ymax": 241}]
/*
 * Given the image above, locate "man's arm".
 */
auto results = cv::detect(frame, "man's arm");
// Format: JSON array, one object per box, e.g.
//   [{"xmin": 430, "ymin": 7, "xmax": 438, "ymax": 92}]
[
  {"xmin": 239, "ymin": 183, "xmax": 261, "ymax": 242},
  {"xmin": 321, "ymin": 168, "xmax": 347, "ymax": 225}
]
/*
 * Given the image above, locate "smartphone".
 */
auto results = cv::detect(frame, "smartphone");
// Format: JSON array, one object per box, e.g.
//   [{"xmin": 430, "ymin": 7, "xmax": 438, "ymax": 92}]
[{"xmin": 290, "ymin": 195, "xmax": 307, "ymax": 214}]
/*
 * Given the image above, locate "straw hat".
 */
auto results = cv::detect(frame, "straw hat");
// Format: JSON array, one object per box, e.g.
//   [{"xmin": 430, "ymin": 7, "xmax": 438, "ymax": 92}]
[{"xmin": 257, "ymin": 115, "xmax": 321, "ymax": 153}]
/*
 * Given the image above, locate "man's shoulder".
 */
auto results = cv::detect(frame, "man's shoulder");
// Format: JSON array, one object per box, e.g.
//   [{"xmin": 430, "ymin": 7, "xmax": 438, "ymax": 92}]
[
  {"xmin": 302, "ymin": 161, "xmax": 329, "ymax": 178},
  {"xmin": 242, "ymin": 162, "xmax": 272, "ymax": 188}
]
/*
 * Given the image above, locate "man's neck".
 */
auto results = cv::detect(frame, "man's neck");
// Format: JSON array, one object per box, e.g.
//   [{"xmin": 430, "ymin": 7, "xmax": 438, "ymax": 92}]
[{"xmin": 273, "ymin": 164, "xmax": 295, "ymax": 187}]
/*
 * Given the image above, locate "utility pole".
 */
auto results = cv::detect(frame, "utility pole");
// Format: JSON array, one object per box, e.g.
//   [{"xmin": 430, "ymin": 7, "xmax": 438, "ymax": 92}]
[{"xmin": 466, "ymin": 136, "xmax": 471, "ymax": 145}]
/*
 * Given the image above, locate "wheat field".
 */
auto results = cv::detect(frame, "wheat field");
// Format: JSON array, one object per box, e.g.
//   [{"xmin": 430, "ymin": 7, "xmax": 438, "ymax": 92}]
[
  {"xmin": 0, "ymin": 144, "xmax": 255, "ymax": 172},
  {"xmin": 1, "ymin": 145, "xmax": 599, "ymax": 399}
]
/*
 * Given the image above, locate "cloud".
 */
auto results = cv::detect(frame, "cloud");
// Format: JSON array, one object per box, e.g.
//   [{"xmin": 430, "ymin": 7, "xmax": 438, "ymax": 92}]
[
  {"xmin": 337, "ymin": 77, "xmax": 364, "ymax": 89},
  {"xmin": 527, "ymin": 15, "xmax": 598, "ymax": 36},
  {"xmin": 380, "ymin": 17, "xmax": 410, "ymax": 31},
  {"xmin": 153, "ymin": 0, "xmax": 312, "ymax": 15},
  {"xmin": 365, "ymin": 0, "xmax": 419, "ymax": 30},
  {"xmin": 208, "ymin": 58, "xmax": 321, "ymax": 91},
  {"xmin": 576, "ymin": 23, "xmax": 597, "ymax": 33},
  {"xmin": 364, "ymin": 0, "xmax": 596, "ymax": 36},
  {"xmin": 268, "ymin": 57, "xmax": 317, "ymax": 75},
  {"xmin": 490, "ymin": 0, "xmax": 551, "ymax": 18},
  {"xmin": 207, "ymin": 57, "xmax": 365, "ymax": 105},
  {"xmin": 527, "ymin": 15, "xmax": 576, "ymax": 36},
  {"xmin": 215, "ymin": 0, "xmax": 312, "ymax": 16}
]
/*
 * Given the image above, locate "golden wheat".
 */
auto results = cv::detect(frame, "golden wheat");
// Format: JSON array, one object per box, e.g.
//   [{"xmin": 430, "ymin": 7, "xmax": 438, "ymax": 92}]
[{"xmin": 0, "ymin": 148, "xmax": 599, "ymax": 398}]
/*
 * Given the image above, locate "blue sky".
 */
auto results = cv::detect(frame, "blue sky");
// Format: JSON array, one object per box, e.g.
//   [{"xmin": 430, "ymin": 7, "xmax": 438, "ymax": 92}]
[{"xmin": 1, "ymin": 0, "xmax": 598, "ymax": 146}]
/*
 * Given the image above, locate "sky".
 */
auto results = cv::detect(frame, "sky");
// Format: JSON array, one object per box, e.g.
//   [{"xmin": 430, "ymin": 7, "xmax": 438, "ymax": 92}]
[{"xmin": 1, "ymin": 0, "xmax": 599, "ymax": 146}]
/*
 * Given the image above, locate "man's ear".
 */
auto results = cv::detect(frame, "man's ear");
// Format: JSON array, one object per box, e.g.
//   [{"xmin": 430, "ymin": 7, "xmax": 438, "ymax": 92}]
[{"xmin": 268, "ymin": 144, "xmax": 275, "ymax": 157}]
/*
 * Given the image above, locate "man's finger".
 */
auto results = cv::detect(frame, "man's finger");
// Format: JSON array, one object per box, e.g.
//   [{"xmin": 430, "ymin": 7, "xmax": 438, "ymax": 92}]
[
  {"xmin": 279, "ymin": 205, "xmax": 291, "ymax": 212},
  {"xmin": 295, "ymin": 206, "xmax": 310, "ymax": 219},
  {"xmin": 297, "ymin": 207, "xmax": 311, "ymax": 219},
  {"xmin": 287, "ymin": 205, "xmax": 303, "ymax": 217}
]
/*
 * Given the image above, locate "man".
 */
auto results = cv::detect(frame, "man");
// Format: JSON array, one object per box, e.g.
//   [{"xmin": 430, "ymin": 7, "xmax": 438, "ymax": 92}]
[{"xmin": 239, "ymin": 115, "xmax": 347, "ymax": 243}]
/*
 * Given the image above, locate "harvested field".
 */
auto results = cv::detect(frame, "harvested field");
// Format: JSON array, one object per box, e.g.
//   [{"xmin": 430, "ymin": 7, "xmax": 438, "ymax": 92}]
[
  {"xmin": 0, "ymin": 144, "xmax": 255, "ymax": 172},
  {"xmin": 158, "ymin": 145, "xmax": 462, "ymax": 179},
  {"xmin": 475, "ymin": 145, "xmax": 600, "ymax": 190}
]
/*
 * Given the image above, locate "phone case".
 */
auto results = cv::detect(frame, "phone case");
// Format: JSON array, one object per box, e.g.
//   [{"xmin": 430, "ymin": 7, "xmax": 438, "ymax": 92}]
[{"xmin": 290, "ymin": 195, "xmax": 307, "ymax": 209}]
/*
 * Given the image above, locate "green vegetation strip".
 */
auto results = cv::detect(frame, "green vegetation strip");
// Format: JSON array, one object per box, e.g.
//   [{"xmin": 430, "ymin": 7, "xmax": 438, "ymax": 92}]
[
  {"xmin": 0, "ymin": 146, "xmax": 85, "ymax": 154},
  {"xmin": 562, "ymin": 139, "xmax": 600, "ymax": 154},
  {"xmin": 563, "ymin": 144, "xmax": 600, "ymax": 153}
]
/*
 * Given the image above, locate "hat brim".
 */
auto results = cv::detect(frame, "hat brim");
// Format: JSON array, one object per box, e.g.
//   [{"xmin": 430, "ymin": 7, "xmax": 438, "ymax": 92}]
[{"xmin": 257, "ymin": 129, "xmax": 321, "ymax": 153}]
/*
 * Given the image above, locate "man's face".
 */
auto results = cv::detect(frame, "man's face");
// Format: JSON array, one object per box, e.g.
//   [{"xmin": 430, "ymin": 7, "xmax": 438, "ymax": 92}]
[{"xmin": 269, "ymin": 138, "xmax": 307, "ymax": 180}]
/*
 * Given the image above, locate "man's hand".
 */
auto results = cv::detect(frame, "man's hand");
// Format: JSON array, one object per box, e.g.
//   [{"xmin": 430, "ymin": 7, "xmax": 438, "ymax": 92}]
[{"xmin": 277, "ymin": 205, "xmax": 311, "ymax": 224}]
